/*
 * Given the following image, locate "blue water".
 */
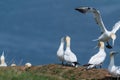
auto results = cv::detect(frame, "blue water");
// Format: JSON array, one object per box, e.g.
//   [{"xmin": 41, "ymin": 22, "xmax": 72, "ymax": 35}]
[{"xmin": 0, "ymin": 0, "xmax": 120, "ymax": 68}]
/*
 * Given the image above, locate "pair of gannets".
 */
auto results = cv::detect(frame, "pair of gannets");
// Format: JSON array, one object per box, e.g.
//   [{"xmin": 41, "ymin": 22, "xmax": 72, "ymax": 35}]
[
  {"xmin": 108, "ymin": 51, "xmax": 120, "ymax": 78},
  {"xmin": 84, "ymin": 41, "xmax": 106, "ymax": 69},
  {"xmin": 75, "ymin": 7, "xmax": 120, "ymax": 49},
  {"xmin": 11, "ymin": 62, "xmax": 32, "ymax": 67},
  {"xmin": 0, "ymin": 51, "xmax": 7, "ymax": 67},
  {"xmin": 57, "ymin": 36, "xmax": 79, "ymax": 67}
]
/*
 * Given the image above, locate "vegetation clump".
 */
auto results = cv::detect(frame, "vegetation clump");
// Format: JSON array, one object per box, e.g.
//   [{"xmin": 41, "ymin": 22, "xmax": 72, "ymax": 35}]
[{"xmin": 0, "ymin": 64, "xmax": 118, "ymax": 80}]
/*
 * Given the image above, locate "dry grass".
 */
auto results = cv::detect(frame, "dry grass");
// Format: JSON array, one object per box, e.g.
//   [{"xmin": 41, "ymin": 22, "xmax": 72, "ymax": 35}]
[{"xmin": 0, "ymin": 64, "xmax": 119, "ymax": 80}]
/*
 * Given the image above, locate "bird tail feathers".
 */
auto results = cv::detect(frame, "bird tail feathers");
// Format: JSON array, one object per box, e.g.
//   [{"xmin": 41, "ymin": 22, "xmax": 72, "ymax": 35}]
[
  {"xmin": 83, "ymin": 64, "xmax": 91, "ymax": 67},
  {"xmin": 73, "ymin": 62, "xmax": 80, "ymax": 65}
]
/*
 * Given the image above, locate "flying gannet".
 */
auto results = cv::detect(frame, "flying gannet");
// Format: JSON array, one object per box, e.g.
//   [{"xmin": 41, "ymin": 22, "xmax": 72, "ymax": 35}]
[
  {"xmin": 85, "ymin": 41, "xmax": 106, "ymax": 69},
  {"xmin": 75, "ymin": 6, "xmax": 120, "ymax": 49},
  {"xmin": 108, "ymin": 51, "xmax": 120, "ymax": 79},
  {"xmin": 57, "ymin": 37, "xmax": 65, "ymax": 65},
  {"xmin": 64, "ymin": 36, "xmax": 79, "ymax": 67},
  {"xmin": 0, "ymin": 51, "xmax": 7, "ymax": 67}
]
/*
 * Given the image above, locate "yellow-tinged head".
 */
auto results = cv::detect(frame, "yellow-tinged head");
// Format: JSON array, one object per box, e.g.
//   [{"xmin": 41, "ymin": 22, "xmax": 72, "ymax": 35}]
[
  {"xmin": 98, "ymin": 41, "xmax": 104, "ymax": 49},
  {"xmin": 66, "ymin": 36, "xmax": 71, "ymax": 47},
  {"xmin": 66, "ymin": 36, "xmax": 71, "ymax": 42}
]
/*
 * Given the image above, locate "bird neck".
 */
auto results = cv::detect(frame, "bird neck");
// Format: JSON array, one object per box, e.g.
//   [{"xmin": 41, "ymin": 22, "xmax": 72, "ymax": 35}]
[
  {"xmin": 1, "ymin": 59, "xmax": 5, "ymax": 64},
  {"xmin": 110, "ymin": 56, "xmax": 115, "ymax": 67},
  {"xmin": 98, "ymin": 41, "xmax": 105, "ymax": 49},
  {"xmin": 59, "ymin": 41, "xmax": 64, "ymax": 49},
  {"xmin": 66, "ymin": 40, "xmax": 71, "ymax": 49},
  {"xmin": 99, "ymin": 47, "xmax": 104, "ymax": 51}
]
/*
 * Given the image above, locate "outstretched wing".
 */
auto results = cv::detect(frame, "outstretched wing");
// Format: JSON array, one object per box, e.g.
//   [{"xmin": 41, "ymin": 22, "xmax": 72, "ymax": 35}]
[
  {"xmin": 75, "ymin": 7, "xmax": 107, "ymax": 33},
  {"xmin": 112, "ymin": 21, "xmax": 120, "ymax": 33},
  {"xmin": 93, "ymin": 8, "xmax": 107, "ymax": 33}
]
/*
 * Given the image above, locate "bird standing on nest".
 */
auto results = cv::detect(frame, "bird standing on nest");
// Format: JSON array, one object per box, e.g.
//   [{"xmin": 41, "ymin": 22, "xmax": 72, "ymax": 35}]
[
  {"xmin": 84, "ymin": 41, "xmax": 106, "ymax": 69},
  {"xmin": 64, "ymin": 36, "xmax": 79, "ymax": 67}
]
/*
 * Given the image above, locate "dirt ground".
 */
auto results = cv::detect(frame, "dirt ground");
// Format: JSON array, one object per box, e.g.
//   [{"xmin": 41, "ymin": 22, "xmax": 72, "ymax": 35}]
[{"xmin": 6, "ymin": 64, "xmax": 119, "ymax": 80}]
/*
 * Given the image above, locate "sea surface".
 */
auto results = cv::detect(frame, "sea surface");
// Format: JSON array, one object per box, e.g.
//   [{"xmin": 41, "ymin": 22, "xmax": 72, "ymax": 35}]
[{"xmin": 0, "ymin": 0, "xmax": 120, "ymax": 68}]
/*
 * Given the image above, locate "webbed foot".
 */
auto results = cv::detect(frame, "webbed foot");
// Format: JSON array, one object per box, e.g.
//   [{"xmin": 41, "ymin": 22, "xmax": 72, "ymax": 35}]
[{"xmin": 106, "ymin": 44, "xmax": 112, "ymax": 49}]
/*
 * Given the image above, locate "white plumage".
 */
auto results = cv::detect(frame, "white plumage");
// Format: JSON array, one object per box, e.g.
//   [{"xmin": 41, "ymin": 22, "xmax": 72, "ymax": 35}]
[
  {"xmin": 87, "ymin": 41, "xmax": 106, "ymax": 69},
  {"xmin": 108, "ymin": 51, "xmax": 120, "ymax": 78},
  {"xmin": 75, "ymin": 7, "xmax": 120, "ymax": 49},
  {"xmin": 0, "ymin": 51, "xmax": 7, "ymax": 67},
  {"xmin": 11, "ymin": 63, "xmax": 16, "ymax": 67},
  {"xmin": 64, "ymin": 36, "xmax": 78, "ymax": 67},
  {"xmin": 25, "ymin": 62, "xmax": 32, "ymax": 68},
  {"xmin": 57, "ymin": 37, "xmax": 65, "ymax": 65}
]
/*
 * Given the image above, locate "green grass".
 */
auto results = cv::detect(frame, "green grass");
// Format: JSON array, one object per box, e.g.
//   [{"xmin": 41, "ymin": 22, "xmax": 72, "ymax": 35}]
[
  {"xmin": 0, "ymin": 64, "xmax": 113, "ymax": 80},
  {"xmin": 0, "ymin": 67, "xmax": 63, "ymax": 80},
  {"xmin": 0, "ymin": 70, "xmax": 61, "ymax": 80}
]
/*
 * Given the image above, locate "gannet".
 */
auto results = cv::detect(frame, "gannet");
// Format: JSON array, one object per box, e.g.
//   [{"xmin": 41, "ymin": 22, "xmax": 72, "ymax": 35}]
[
  {"xmin": 64, "ymin": 36, "xmax": 79, "ymax": 67},
  {"xmin": 75, "ymin": 7, "xmax": 120, "ymax": 49},
  {"xmin": 86, "ymin": 41, "xmax": 106, "ymax": 69},
  {"xmin": 25, "ymin": 62, "xmax": 32, "ymax": 68},
  {"xmin": 11, "ymin": 63, "xmax": 16, "ymax": 67},
  {"xmin": 108, "ymin": 51, "xmax": 120, "ymax": 78},
  {"xmin": 57, "ymin": 37, "xmax": 65, "ymax": 65},
  {"xmin": 0, "ymin": 51, "xmax": 7, "ymax": 67}
]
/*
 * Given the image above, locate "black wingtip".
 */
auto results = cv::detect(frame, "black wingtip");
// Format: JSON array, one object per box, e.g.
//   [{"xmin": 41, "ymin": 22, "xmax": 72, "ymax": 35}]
[
  {"xmin": 73, "ymin": 62, "xmax": 80, "ymax": 65},
  {"xmin": 75, "ymin": 8, "xmax": 79, "ymax": 12},
  {"xmin": 75, "ymin": 8, "xmax": 79, "ymax": 10},
  {"xmin": 83, "ymin": 64, "xmax": 91, "ymax": 67},
  {"xmin": 75, "ymin": 8, "xmax": 87, "ymax": 13}
]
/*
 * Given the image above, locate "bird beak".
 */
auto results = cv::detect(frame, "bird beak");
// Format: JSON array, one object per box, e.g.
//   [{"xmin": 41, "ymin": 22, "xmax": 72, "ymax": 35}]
[
  {"xmin": 114, "ymin": 51, "xmax": 119, "ymax": 55},
  {"xmin": 111, "ymin": 34, "xmax": 116, "ymax": 46},
  {"xmin": 61, "ymin": 37, "xmax": 65, "ymax": 42},
  {"xmin": 94, "ymin": 41, "xmax": 103, "ymax": 49},
  {"xmin": 94, "ymin": 45, "xmax": 98, "ymax": 49},
  {"xmin": 112, "ymin": 39, "xmax": 115, "ymax": 46},
  {"xmin": 114, "ymin": 52, "xmax": 119, "ymax": 55},
  {"xmin": 110, "ymin": 51, "xmax": 119, "ymax": 57}
]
